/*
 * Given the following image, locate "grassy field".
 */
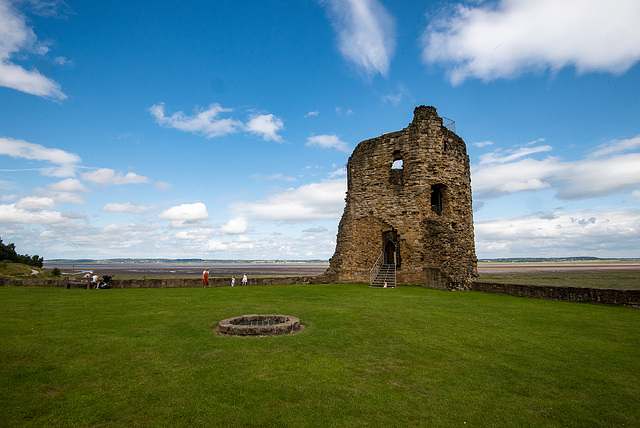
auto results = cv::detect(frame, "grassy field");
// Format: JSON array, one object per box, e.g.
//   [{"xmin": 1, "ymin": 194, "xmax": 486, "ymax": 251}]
[
  {"xmin": 1, "ymin": 284, "xmax": 639, "ymax": 427},
  {"xmin": 478, "ymin": 271, "xmax": 640, "ymax": 289}
]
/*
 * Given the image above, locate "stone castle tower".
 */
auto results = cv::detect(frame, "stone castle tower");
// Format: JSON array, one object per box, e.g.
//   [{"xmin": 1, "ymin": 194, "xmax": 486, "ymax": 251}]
[{"xmin": 320, "ymin": 106, "xmax": 477, "ymax": 290}]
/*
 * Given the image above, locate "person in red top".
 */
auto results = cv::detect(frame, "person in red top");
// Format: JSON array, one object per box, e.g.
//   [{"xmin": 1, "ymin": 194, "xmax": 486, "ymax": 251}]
[{"xmin": 202, "ymin": 267, "xmax": 209, "ymax": 288}]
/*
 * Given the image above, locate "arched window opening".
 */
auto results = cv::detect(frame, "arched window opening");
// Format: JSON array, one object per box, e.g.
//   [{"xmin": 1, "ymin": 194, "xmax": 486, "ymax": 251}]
[{"xmin": 391, "ymin": 159, "xmax": 403, "ymax": 169}]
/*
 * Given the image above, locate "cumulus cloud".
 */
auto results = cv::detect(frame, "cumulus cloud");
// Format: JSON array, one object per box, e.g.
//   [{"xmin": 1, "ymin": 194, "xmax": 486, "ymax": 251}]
[
  {"xmin": 321, "ymin": 0, "xmax": 396, "ymax": 77},
  {"xmin": 475, "ymin": 209, "xmax": 640, "ymax": 257},
  {"xmin": 102, "ymin": 202, "xmax": 153, "ymax": 214},
  {"xmin": 15, "ymin": 196, "xmax": 55, "ymax": 211},
  {"xmin": 0, "ymin": 203, "xmax": 70, "ymax": 225},
  {"xmin": 206, "ymin": 239, "xmax": 228, "ymax": 251},
  {"xmin": 0, "ymin": 0, "xmax": 66, "ymax": 100},
  {"xmin": 0, "ymin": 137, "xmax": 81, "ymax": 177},
  {"xmin": 174, "ymin": 229, "xmax": 215, "ymax": 241},
  {"xmin": 81, "ymin": 168, "xmax": 151, "ymax": 185},
  {"xmin": 220, "ymin": 217, "xmax": 249, "ymax": 235},
  {"xmin": 422, "ymin": 0, "xmax": 640, "ymax": 84},
  {"xmin": 150, "ymin": 103, "xmax": 285, "ymax": 142},
  {"xmin": 47, "ymin": 178, "xmax": 87, "ymax": 192},
  {"xmin": 149, "ymin": 103, "xmax": 242, "ymax": 138},
  {"xmin": 245, "ymin": 114, "xmax": 284, "ymax": 142},
  {"xmin": 234, "ymin": 178, "xmax": 347, "ymax": 222},
  {"xmin": 306, "ymin": 135, "xmax": 350, "ymax": 153},
  {"xmin": 158, "ymin": 202, "xmax": 209, "ymax": 228},
  {"xmin": 472, "ymin": 138, "xmax": 640, "ymax": 200}
]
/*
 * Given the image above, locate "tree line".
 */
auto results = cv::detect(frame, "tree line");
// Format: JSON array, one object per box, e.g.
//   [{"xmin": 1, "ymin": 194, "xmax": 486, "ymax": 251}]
[{"xmin": 0, "ymin": 238, "xmax": 44, "ymax": 268}]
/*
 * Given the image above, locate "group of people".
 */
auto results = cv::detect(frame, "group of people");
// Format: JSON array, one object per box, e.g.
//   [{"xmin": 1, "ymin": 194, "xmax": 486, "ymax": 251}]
[
  {"xmin": 202, "ymin": 268, "xmax": 247, "ymax": 288},
  {"xmin": 83, "ymin": 271, "xmax": 100, "ymax": 287}
]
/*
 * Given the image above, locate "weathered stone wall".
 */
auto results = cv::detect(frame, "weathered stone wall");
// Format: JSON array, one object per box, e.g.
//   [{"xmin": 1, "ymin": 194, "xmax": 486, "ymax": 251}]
[
  {"xmin": 472, "ymin": 282, "xmax": 640, "ymax": 308},
  {"xmin": 0, "ymin": 275, "xmax": 315, "ymax": 288},
  {"xmin": 319, "ymin": 105, "xmax": 478, "ymax": 290}
]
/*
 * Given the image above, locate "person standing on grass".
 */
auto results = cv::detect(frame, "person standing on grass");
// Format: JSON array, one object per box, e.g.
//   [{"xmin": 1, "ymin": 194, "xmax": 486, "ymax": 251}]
[
  {"xmin": 242, "ymin": 274, "xmax": 247, "ymax": 286},
  {"xmin": 203, "ymin": 268, "xmax": 209, "ymax": 288},
  {"xmin": 231, "ymin": 276, "xmax": 235, "ymax": 287}
]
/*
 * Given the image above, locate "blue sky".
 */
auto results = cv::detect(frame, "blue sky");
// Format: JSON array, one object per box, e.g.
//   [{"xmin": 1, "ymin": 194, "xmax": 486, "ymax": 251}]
[{"xmin": 1, "ymin": 0, "xmax": 640, "ymax": 260}]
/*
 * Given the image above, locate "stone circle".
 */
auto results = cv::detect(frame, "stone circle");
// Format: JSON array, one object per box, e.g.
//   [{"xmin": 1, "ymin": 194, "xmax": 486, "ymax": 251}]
[{"xmin": 216, "ymin": 314, "xmax": 302, "ymax": 336}]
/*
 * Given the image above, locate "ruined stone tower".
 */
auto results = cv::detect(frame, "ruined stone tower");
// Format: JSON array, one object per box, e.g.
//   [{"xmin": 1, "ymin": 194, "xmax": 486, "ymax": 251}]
[{"xmin": 320, "ymin": 106, "xmax": 477, "ymax": 290}]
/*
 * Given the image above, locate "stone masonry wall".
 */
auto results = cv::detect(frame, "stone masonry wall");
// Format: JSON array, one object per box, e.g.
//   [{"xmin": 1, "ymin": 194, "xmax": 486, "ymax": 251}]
[{"xmin": 319, "ymin": 106, "xmax": 478, "ymax": 290}]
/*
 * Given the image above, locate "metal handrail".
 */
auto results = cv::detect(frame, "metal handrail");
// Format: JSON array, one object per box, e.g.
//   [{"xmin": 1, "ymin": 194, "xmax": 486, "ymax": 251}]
[{"xmin": 370, "ymin": 252, "xmax": 384, "ymax": 285}]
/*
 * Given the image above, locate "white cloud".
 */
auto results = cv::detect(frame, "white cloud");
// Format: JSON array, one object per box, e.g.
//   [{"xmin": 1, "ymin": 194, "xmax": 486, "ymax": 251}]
[
  {"xmin": 245, "ymin": 114, "xmax": 284, "ymax": 142},
  {"xmin": 304, "ymin": 111, "xmax": 319, "ymax": 118},
  {"xmin": 322, "ymin": 0, "xmax": 396, "ymax": 77},
  {"xmin": 472, "ymin": 138, "xmax": 640, "ymax": 200},
  {"xmin": 422, "ymin": 0, "xmax": 640, "ymax": 84},
  {"xmin": 479, "ymin": 144, "xmax": 552, "ymax": 165},
  {"xmin": 39, "ymin": 190, "xmax": 85, "ymax": 205},
  {"xmin": 306, "ymin": 135, "xmax": 350, "ymax": 152},
  {"xmin": 0, "ymin": 0, "xmax": 66, "ymax": 100},
  {"xmin": 102, "ymin": 202, "xmax": 153, "ymax": 214},
  {"xmin": 0, "ymin": 137, "xmax": 80, "ymax": 177},
  {"xmin": 150, "ymin": 103, "xmax": 285, "ymax": 142},
  {"xmin": 206, "ymin": 239, "xmax": 228, "ymax": 251},
  {"xmin": 149, "ymin": 103, "xmax": 242, "ymax": 138},
  {"xmin": 235, "ymin": 178, "xmax": 347, "ymax": 222},
  {"xmin": 473, "ymin": 141, "xmax": 494, "ymax": 148},
  {"xmin": 158, "ymin": 202, "xmax": 209, "ymax": 228},
  {"xmin": 554, "ymin": 153, "xmax": 640, "ymax": 200},
  {"xmin": 473, "ymin": 157, "xmax": 559, "ymax": 195},
  {"xmin": 220, "ymin": 217, "xmax": 249, "ymax": 235},
  {"xmin": 0, "ymin": 203, "xmax": 70, "ymax": 225},
  {"xmin": 328, "ymin": 167, "xmax": 347, "ymax": 178},
  {"xmin": 589, "ymin": 135, "xmax": 640, "ymax": 158},
  {"xmin": 175, "ymin": 229, "xmax": 214, "ymax": 241},
  {"xmin": 476, "ymin": 209, "xmax": 640, "ymax": 258},
  {"xmin": 15, "ymin": 196, "xmax": 55, "ymax": 211},
  {"xmin": 81, "ymin": 168, "xmax": 151, "ymax": 185},
  {"xmin": 47, "ymin": 178, "xmax": 87, "ymax": 192}
]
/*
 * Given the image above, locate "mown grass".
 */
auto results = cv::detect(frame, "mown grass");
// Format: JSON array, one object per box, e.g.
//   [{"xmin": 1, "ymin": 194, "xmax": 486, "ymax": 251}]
[
  {"xmin": 1, "ymin": 284, "xmax": 639, "ymax": 427},
  {"xmin": 478, "ymin": 271, "xmax": 640, "ymax": 289}
]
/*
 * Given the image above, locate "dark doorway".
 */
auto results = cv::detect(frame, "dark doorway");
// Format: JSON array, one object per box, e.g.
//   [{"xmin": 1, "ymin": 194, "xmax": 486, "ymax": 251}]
[
  {"xmin": 382, "ymin": 230, "xmax": 400, "ymax": 267},
  {"xmin": 384, "ymin": 240, "xmax": 396, "ymax": 265}
]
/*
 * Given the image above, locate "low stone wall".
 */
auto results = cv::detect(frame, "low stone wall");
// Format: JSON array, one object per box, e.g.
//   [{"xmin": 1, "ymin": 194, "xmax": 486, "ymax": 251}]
[
  {"xmin": 0, "ymin": 276, "xmax": 67, "ymax": 287},
  {"xmin": 472, "ymin": 281, "xmax": 640, "ymax": 308},
  {"xmin": 109, "ymin": 276, "xmax": 315, "ymax": 288},
  {"xmin": 0, "ymin": 275, "xmax": 315, "ymax": 289},
  {"xmin": 2, "ymin": 275, "xmax": 637, "ymax": 308}
]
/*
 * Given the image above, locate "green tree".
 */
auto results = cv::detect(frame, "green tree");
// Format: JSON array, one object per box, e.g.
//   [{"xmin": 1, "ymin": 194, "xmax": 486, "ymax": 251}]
[{"xmin": 0, "ymin": 238, "xmax": 44, "ymax": 268}]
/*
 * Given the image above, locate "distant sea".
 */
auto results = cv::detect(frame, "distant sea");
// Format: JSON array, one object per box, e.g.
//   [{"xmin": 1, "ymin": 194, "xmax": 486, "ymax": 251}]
[{"xmin": 43, "ymin": 261, "xmax": 329, "ymax": 277}]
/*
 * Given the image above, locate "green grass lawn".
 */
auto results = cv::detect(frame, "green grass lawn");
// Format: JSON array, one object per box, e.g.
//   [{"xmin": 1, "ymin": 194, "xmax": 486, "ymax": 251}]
[{"xmin": 1, "ymin": 284, "xmax": 639, "ymax": 427}]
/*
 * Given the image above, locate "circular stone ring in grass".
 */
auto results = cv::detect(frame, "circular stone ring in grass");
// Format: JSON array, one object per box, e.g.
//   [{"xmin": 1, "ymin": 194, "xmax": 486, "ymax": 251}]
[{"xmin": 216, "ymin": 314, "xmax": 302, "ymax": 336}]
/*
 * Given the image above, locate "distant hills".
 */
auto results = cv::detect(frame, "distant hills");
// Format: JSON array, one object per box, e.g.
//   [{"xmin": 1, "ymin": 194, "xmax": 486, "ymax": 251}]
[{"xmin": 477, "ymin": 257, "xmax": 639, "ymax": 263}]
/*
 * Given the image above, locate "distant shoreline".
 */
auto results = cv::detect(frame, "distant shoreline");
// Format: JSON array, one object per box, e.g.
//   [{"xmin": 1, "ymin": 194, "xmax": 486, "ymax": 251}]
[{"xmin": 41, "ymin": 259, "xmax": 640, "ymax": 277}]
